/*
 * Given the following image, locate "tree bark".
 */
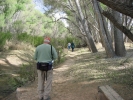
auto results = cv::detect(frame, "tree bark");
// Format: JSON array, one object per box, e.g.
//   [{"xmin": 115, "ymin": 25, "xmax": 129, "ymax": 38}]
[
  {"xmin": 92, "ymin": 0, "xmax": 115, "ymax": 57},
  {"xmin": 98, "ymin": 4, "xmax": 113, "ymax": 45},
  {"xmin": 74, "ymin": 0, "xmax": 98, "ymax": 53},
  {"xmin": 113, "ymin": 11, "xmax": 126, "ymax": 57},
  {"xmin": 97, "ymin": 0, "xmax": 133, "ymax": 18},
  {"xmin": 102, "ymin": 11, "xmax": 133, "ymax": 42}
]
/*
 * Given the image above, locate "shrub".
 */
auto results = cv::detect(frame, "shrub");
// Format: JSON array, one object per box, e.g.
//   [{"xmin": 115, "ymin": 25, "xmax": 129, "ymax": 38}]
[
  {"xmin": 18, "ymin": 63, "xmax": 36, "ymax": 84},
  {"xmin": 65, "ymin": 36, "xmax": 81, "ymax": 48},
  {"xmin": 17, "ymin": 33, "xmax": 43, "ymax": 47},
  {"xmin": 0, "ymin": 32, "xmax": 12, "ymax": 51}
]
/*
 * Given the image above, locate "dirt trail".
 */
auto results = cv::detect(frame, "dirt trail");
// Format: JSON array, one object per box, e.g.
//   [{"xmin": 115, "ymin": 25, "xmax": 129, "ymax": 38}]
[{"xmin": 15, "ymin": 50, "xmax": 99, "ymax": 100}]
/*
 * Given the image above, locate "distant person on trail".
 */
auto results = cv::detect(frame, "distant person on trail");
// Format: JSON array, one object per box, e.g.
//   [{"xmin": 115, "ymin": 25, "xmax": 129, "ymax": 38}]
[
  {"xmin": 67, "ymin": 42, "xmax": 71, "ymax": 50},
  {"xmin": 71, "ymin": 42, "xmax": 75, "ymax": 52},
  {"xmin": 34, "ymin": 37, "xmax": 58, "ymax": 100}
]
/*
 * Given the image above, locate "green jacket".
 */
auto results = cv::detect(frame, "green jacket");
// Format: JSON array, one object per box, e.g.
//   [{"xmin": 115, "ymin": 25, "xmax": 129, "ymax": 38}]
[
  {"xmin": 71, "ymin": 43, "xmax": 75, "ymax": 48},
  {"xmin": 34, "ymin": 44, "xmax": 58, "ymax": 63}
]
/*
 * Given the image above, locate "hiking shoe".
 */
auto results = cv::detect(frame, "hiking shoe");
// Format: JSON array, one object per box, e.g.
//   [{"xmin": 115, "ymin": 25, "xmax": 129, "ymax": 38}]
[
  {"xmin": 40, "ymin": 97, "xmax": 43, "ymax": 100},
  {"xmin": 44, "ymin": 97, "xmax": 50, "ymax": 100}
]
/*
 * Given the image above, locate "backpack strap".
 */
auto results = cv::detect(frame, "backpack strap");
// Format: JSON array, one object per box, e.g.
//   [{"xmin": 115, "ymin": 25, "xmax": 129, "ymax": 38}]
[
  {"xmin": 45, "ymin": 45, "xmax": 53, "ymax": 81},
  {"xmin": 51, "ymin": 45, "xmax": 53, "ymax": 60}
]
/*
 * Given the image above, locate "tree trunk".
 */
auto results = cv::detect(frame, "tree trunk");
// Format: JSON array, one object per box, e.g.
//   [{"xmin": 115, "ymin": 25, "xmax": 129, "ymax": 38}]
[
  {"xmin": 98, "ymin": 4, "xmax": 113, "ymax": 46},
  {"xmin": 92, "ymin": 0, "xmax": 115, "ymax": 57},
  {"xmin": 110, "ymin": 22, "xmax": 114, "ymax": 42},
  {"xmin": 85, "ymin": 36, "xmax": 91, "ymax": 51},
  {"xmin": 113, "ymin": 11, "xmax": 126, "ymax": 57},
  {"xmin": 74, "ymin": 0, "xmax": 98, "ymax": 53},
  {"xmin": 102, "ymin": 11, "xmax": 133, "ymax": 42},
  {"xmin": 97, "ymin": 0, "xmax": 133, "ymax": 18}
]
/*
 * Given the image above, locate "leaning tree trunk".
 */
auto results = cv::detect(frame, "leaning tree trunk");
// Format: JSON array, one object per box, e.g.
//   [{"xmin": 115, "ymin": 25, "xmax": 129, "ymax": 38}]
[
  {"xmin": 92, "ymin": 0, "xmax": 115, "ymax": 57},
  {"xmin": 123, "ymin": 16, "xmax": 133, "ymax": 42},
  {"xmin": 74, "ymin": 0, "xmax": 98, "ymax": 53},
  {"xmin": 102, "ymin": 11, "xmax": 133, "ymax": 42},
  {"xmin": 110, "ymin": 22, "xmax": 115, "ymax": 42},
  {"xmin": 113, "ymin": 11, "xmax": 126, "ymax": 57},
  {"xmin": 98, "ymin": 4, "xmax": 113, "ymax": 47},
  {"xmin": 97, "ymin": 0, "xmax": 133, "ymax": 18}
]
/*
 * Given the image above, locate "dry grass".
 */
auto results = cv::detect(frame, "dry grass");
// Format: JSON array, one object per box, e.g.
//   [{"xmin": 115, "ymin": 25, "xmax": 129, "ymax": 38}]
[
  {"xmin": 63, "ymin": 43, "xmax": 133, "ymax": 100},
  {"xmin": 4, "ymin": 40, "xmax": 34, "ymax": 51}
]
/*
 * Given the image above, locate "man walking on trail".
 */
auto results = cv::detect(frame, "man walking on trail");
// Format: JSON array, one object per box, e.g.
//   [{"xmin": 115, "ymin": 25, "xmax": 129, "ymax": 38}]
[{"xmin": 34, "ymin": 37, "xmax": 58, "ymax": 100}]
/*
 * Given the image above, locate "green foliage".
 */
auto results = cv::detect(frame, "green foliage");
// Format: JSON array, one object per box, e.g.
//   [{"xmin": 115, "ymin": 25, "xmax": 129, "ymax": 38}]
[
  {"xmin": 0, "ymin": 74, "xmax": 16, "ymax": 98},
  {"xmin": 15, "ymin": 3, "xmax": 25, "ymax": 11},
  {"xmin": 34, "ymin": 37, "xmax": 43, "ymax": 47},
  {"xmin": 5, "ymin": 6, "xmax": 16, "ymax": 19},
  {"xmin": 4, "ymin": 0, "xmax": 17, "ymax": 19},
  {"xmin": 13, "ymin": 20, "xmax": 24, "ymax": 33},
  {"xmin": 0, "ymin": 14, "xmax": 5, "ymax": 27},
  {"xmin": 17, "ymin": 33, "xmax": 43, "ymax": 47},
  {"xmin": 66, "ymin": 36, "xmax": 74, "ymax": 43},
  {"xmin": 8, "ymin": 77, "xmax": 22, "ymax": 90},
  {"xmin": 65, "ymin": 10, "xmax": 72, "ymax": 16},
  {"xmin": 17, "ymin": 0, "xmax": 31, "ymax": 4},
  {"xmin": 1, "ymin": 0, "xmax": 35, "ymax": 34},
  {"xmin": 0, "ymin": 32, "xmax": 12, "ymax": 51},
  {"xmin": 43, "ymin": 0, "xmax": 67, "ymax": 11},
  {"xmin": 6, "ymin": 63, "xmax": 36, "ymax": 92},
  {"xmin": 5, "ymin": 0, "xmax": 17, "ymax": 4},
  {"xmin": 18, "ymin": 63, "xmax": 36, "ymax": 84},
  {"xmin": 26, "ymin": 16, "xmax": 37, "ymax": 24},
  {"xmin": 50, "ymin": 36, "xmax": 80, "ymax": 63},
  {"xmin": 17, "ymin": 33, "xmax": 28, "ymax": 40},
  {"xmin": 100, "ymin": 3, "xmax": 108, "ymax": 10},
  {"xmin": 65, "ymin": 36, "xmax": 81, "ymax": 47},
  {"xmin": 50, "ymin": 35, "xmax": 81, "ymax": 49},
  {"xmin": 1, "ymin": 0, "xmax": 68, "ymax": 37}
]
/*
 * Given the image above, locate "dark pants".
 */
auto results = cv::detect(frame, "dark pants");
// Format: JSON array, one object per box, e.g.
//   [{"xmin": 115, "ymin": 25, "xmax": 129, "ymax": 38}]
[{"xmin": 72, "ymin": 47, "xmax": 74, "ymax": 52}]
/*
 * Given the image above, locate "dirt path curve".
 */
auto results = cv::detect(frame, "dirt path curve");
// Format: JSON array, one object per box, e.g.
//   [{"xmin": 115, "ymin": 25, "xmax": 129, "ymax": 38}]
[{"xmin": 16, "ymin": 50, "xmax": 99, "ymax": 100}]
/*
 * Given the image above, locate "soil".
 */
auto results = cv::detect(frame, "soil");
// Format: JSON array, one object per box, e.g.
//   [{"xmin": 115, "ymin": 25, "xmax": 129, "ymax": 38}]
[{"xmin": 1, "ymin": 43, "xmax": 133, "ymax": 100}]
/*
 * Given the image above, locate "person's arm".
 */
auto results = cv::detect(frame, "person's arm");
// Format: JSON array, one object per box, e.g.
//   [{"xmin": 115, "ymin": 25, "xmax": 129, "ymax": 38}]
[
  {"xmin": 34, "ymin": 48, "xmax": 38, "ymax": 60},
  {"xmin": 52, "ymin": 46, "xmax": 58, "ymax": 60}
]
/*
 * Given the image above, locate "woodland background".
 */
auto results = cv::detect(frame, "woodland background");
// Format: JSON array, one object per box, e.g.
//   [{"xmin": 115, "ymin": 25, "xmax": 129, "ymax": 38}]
[{"xmin": 0, "ymin": 0, "xmax": 133, "ymax": 99}]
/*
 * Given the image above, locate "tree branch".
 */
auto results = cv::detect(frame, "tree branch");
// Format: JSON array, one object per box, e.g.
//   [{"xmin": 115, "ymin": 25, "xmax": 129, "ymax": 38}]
[
  {"xmin": 102, "ymin": 11, "xmax": 133, "ymax": 42},
  {"xmin": 97, "ymin": 0, "xmax": 133, "ymax": 18},
  {"xmin": 58, "ymin": 17, "xmax": 87, "ymax": 36}
]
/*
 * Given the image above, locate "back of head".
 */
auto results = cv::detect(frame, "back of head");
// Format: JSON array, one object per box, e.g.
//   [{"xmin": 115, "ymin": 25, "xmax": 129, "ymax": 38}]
[{"xmin": 44, "ymin": 37, "xmax": 51, "ymax": 44}]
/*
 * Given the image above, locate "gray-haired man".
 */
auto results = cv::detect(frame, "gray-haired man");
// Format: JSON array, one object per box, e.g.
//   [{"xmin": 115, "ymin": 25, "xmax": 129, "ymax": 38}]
[{"xmin": 34, "ymin": 37, "xmax": 58, "ymax": 100}]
